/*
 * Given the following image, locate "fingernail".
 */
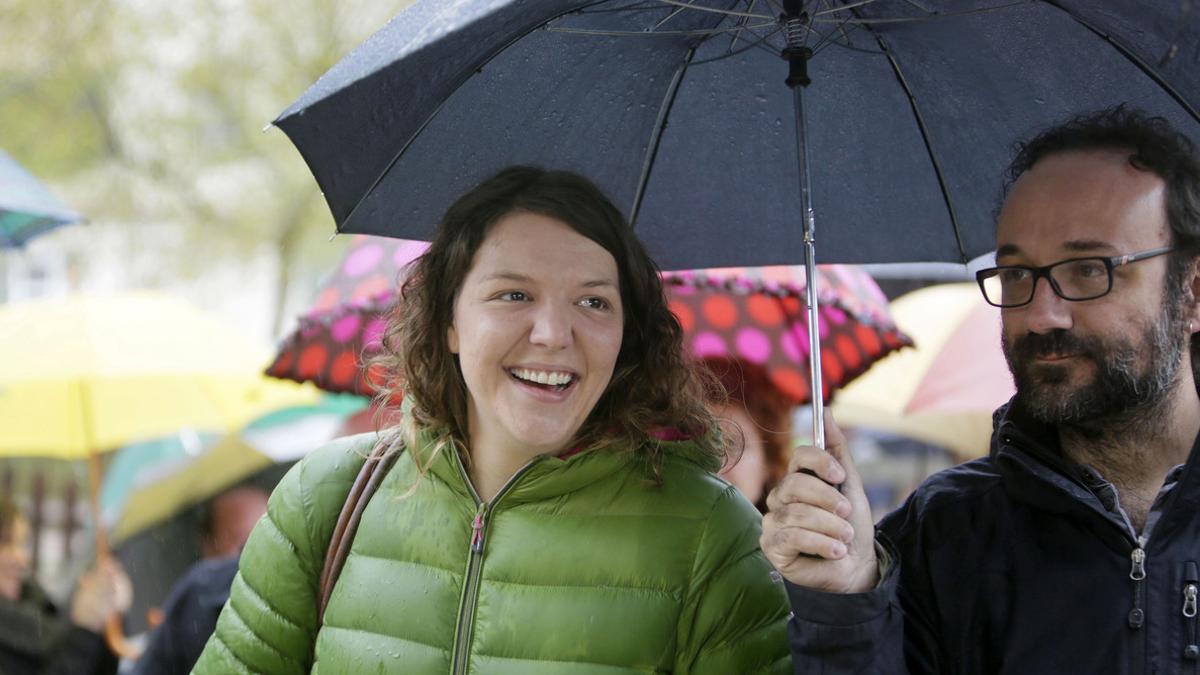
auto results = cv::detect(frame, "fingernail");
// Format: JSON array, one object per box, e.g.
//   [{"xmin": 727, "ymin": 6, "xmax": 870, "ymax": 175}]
[
  {"xmin": 836, "ymin": 500, "xmax": 852, "ymax": 518},
  {"xmin": 831, "ymin": 542, "xmax": 846, "ymax": 558}
]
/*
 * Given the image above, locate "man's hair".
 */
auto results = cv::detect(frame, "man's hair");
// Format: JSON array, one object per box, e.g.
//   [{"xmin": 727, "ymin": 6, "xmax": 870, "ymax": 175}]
[
  {"xmin": 370, "ymin": 166, "xmax": 721, "ymax": 476},
  {"xmin": 1005, "ymin": 105, "xmax": 1200, "ymax": 378}
]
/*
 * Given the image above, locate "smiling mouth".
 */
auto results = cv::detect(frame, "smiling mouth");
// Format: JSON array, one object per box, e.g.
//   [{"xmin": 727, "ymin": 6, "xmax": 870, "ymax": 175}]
[{"xmin": 508, "ymin": 368, "xmax": 576, "ymax": 391}]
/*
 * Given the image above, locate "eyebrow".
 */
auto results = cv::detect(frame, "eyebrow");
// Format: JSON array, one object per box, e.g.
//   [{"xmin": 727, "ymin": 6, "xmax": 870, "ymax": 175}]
[
  {"xmin": 995, "ymin": 239, "xmax": 1116, "ymax": 259},
  {"xmin": 482, "ymin": 271, "xmax": 618, "ymax": 289}
]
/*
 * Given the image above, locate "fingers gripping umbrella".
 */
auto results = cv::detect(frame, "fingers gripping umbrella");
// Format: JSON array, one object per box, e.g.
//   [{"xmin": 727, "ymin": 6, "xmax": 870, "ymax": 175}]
[{"xmin": 273, "ymin": 0, "xmax": 1200, "ymax": 446}]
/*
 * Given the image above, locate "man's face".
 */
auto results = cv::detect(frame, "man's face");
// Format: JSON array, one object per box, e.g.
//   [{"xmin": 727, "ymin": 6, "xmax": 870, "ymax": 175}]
[{"xmin": 995, "ymin": 149, "xmax": 1190, "ymax": 425}]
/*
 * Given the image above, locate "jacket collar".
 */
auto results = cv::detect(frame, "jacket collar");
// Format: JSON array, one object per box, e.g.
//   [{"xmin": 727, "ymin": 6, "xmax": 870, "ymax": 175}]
[
  {"xmin": 411, "ymin": 426, "xmax": 716, "ymax": 506},
  {"xmin": 989, "ymin": 390, "xmax": 1200, "ymax": 546}
]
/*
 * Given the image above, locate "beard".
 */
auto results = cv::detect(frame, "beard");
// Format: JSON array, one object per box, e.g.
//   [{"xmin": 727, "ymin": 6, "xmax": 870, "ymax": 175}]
[{"xmin": 1002, "ymin": 294, "xmax": 1188, "ymax": 428}]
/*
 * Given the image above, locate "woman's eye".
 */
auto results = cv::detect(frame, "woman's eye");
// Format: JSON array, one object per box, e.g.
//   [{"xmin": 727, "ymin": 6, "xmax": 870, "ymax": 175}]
[
  {"xmin": 498, "ymin": 291, "xmax": 529, "ymax": 302},
  {"xmin": 579, "ymin": 297, "xmax": 610, "ymax": 310}
]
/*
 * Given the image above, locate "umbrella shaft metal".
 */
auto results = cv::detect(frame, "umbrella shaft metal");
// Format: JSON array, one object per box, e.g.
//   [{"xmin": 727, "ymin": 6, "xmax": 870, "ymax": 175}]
[{"xmin": 793, "ymin": 83, "xmax": 826, "ymax": 450}]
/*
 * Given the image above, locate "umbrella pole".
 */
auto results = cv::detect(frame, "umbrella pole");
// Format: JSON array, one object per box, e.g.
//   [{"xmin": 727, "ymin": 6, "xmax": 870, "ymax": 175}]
[{"xmin": 783, "ymin": 6, "xmax": 825, "ymax": 450}]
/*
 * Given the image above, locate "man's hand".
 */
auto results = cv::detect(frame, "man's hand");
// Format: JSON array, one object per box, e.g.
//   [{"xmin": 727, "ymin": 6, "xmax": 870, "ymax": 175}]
[
  {"xmin": 760, "ymin": 411, "xmax": 879, "ymax": 594},
  {"xmin": 70, "ymin": 557, "xmax": 133, "ymax": 633}
]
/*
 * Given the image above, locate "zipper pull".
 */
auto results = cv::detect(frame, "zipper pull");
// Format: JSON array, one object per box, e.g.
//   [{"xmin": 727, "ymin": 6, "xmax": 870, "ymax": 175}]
[
  {"xmin": 470, "ymin": 504, "xmax": 487, "ymax": 553},
  {"xmin": 1130, "ymin": 548, "xmax": 1146, "ymax": 581},
  {"xmin": 1185, "ymin": 584, "xmax": 1198, "ymax": 619}
]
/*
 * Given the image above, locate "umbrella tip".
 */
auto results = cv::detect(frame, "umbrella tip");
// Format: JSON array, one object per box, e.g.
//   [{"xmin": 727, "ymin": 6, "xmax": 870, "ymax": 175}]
[{"xmin": 261, "ymin": 122, "xmax": 273, "ymax": 134}]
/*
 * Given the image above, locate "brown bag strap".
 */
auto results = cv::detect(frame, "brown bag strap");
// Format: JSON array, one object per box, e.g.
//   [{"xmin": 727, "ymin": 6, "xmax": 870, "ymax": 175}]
[{"xmin": 317, "ymin": 438, "xmax": 404, "ymax": 625}]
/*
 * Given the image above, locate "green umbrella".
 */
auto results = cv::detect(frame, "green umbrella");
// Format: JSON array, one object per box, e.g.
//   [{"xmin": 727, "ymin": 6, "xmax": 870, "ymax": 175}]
[{"xmin": 0, "ymin": 150, "xmax": 81, "ymax": 248}]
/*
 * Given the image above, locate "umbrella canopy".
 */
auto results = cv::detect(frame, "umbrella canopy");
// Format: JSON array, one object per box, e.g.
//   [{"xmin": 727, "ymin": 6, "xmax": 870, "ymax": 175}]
[
  {"xmin": 268, "ymin": 236, "xmax": 428, "ymax": 395},
  {"xmin": 274, "ymin": 0, "xmax": 1199, "ymax": 270},
  {"xmin": 663, "ymin": 264, "xmax": 909, "ymax": 402},
  {"xmin": 105, "ymin": 395, "xmax": 368, "ymax": 543},
  {"xmin": 0, "ymin": 292, "xmax": 319, "ymax": 459},
  {"xmin": 274, "ymin": 0, "xmax": 1199, "ymax": 447},
  {"xmin": 269, "ymin": 236, "xmax": 910, "ymax": 402},
  {"xmin": 0, "ymin": 150, "xmax": 81, "ymax": 248},
  {"xmin": 831, "ymin": 283, "xmax": 1015, "ymax": 460}
]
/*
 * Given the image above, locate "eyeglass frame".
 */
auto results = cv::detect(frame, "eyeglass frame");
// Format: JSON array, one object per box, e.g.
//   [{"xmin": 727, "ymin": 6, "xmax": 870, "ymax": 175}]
[{"xmin": 975, "ymin": 246, "xmax": 1176, "ymax": 308}]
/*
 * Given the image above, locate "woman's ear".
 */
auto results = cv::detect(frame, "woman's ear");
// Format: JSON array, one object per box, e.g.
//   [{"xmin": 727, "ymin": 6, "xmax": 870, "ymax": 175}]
[{"xmin": 448, "ymin": 324, "xmax": 459, "ymax": 354}]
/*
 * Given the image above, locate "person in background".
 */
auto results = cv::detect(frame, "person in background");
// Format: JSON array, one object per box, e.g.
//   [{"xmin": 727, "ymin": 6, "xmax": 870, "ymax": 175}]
[
  {"xmin": 764, "ymin": 106, "xmax": 1200, "ymax": 672},
  {"xmin": 0, "ymin": 496, "xmax": 131, "ymax": 675},
  {"xmin": 702, "ymin": 356, "xmax": 795, "ymax": 511},
  {"xmin": 130, "ymin": 485, "xmax": 268, "ymax": 675},
  {"xmin": 193, "ymin": 166, "xmax": 791, "ymax": 673}
]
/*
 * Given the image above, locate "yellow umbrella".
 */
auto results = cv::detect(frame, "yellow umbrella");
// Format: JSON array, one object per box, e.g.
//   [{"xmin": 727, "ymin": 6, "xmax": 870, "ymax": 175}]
[
  {"xmin": 831, "ymin": 283, "xmax": 1015, "ymax": 460},
  {"xmin": 0, "ymin": 291, "xmax": 318, "ymax": 656},
  {"xmin": 0, "ymin": 292, "xmax": 318, "ymax": 458}
]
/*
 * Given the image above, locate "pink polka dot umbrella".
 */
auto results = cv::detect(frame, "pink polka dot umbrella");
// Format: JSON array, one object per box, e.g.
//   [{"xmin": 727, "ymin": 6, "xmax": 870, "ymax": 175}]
[
  {"xmin": 269, "ymin": 237, "xmax": 911, "ymax": 403},
  {"xmin": 662, "ymin": 265, "xmax": 911, "ymax": 404},
  {"xmin": 267, "ymin": 236, "xmax": 428, "ymax": 396}
]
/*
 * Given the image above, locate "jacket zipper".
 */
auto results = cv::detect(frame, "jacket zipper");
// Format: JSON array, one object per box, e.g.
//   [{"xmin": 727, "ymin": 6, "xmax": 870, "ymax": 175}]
[
  {"xmin": 1130, "ymin": 546, "xmax": 1147, "ymax": 672},
  {"xmin": 1184, "ymin": 561, "xmax": 1199, "ymax": 669},
  {"xmin": 449, "ymin": 457, "xmax": 541, "ymax": 675}
]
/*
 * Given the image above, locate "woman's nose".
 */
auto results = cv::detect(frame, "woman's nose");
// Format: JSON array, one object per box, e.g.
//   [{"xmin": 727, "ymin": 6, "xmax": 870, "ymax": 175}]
[{"xmin": 529, "ymin": 304, "xmax": 573, "ymax": 349}]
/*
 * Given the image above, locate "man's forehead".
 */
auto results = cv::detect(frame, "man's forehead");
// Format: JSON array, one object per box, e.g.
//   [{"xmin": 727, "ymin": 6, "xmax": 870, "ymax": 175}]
[{"xmin": 996, "ymin": 149, "xmax": 1169, "ymax": 258}]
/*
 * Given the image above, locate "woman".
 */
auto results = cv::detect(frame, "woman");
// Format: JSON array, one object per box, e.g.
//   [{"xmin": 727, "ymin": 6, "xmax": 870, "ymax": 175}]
[
  {"xmin": 704, "ymin": 356, "xmax": 797, "ymax": 511},
  {"xmin": 193, "ymin": 167, "xmax": 791, "ymax": 673}
]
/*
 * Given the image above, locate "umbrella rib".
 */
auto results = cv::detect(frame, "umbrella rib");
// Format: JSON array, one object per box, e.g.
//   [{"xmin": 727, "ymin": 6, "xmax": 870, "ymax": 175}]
[
  {"xmin": 629, "ymin": 45, "xmax": 700, "ymax": 228},
  {"xmin": 1034, "ymin": 0, "xmax": 1200, "ymax": 125},
  {"xmin": 654, "ymin": 0, "xmax": 773, "ymax": 20},
  {"xmin": 850, "ymin": 9, "xmax": 968, "ymax": 263},
  {"xmin": 814, "ymin": 1, "xmax": 1033, "ymax": 24}
]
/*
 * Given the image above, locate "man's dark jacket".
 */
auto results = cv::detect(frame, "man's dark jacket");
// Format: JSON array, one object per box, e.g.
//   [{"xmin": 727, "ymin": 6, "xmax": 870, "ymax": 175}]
[
  {"xmin": 787, "ymin": 399, "xmax": 1200, "ymax": 674},
  {"xmin": 129, "ymin": 554, "xmax": 238, "ymax": 675},
  {"xmin": 0, "ymin": 579, "xmax": 117, "ymax": 675}
]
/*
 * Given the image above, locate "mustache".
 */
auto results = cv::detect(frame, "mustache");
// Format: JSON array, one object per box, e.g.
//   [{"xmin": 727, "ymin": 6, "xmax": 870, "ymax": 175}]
[{"xmin": 1007, "ymin": 330, "xmax": 1099, "ymax": 362}]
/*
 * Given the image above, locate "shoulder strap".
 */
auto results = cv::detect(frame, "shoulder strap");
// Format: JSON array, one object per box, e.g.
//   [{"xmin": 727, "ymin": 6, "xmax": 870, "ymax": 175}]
[{"xmin": 317, "ymin": 437, "xmax": 404, "ymax": 625}]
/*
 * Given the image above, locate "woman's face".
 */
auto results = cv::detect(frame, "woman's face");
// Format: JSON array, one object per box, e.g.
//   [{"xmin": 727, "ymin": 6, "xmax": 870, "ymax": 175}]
[
  {"xmin": 0, "ymin": 516, "xmax": 30, "ymax": 601},
  {"xmin": 716, "ymin": 404, "xmax": 768, "ymax": 505},
  {"xmin": 448, "ymin": 212, "xmax": 624, "ymax": 458}
]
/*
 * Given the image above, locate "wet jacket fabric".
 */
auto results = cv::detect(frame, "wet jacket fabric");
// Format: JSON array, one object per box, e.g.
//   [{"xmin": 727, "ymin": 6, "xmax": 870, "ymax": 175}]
[
  {"xmin": 786, "ymin": 399, "xmax": 1200, "ymax": 674},
  {"xmin": 192, "ymin": 431, "xmax": 791, "ymax": 674},
  {"xmin": 130, "ymin": 554, "xmax": 239, "ymax": 675},
  {"xmin": 0, "ymin": 579, "xmax": 117, "ymax": 675}
]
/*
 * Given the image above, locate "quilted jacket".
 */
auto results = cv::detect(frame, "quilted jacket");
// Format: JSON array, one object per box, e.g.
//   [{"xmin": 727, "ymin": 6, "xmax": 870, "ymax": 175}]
[{"xmin": 191, "ymin": 430, "xmax": 790, "ymax": 674}]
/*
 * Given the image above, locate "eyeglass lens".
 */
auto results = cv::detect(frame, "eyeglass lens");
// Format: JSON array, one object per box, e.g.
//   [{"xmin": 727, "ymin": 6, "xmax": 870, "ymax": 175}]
[{"xmin": 982, "ymin": 258, "xmax": 1110, "ymax": 306}]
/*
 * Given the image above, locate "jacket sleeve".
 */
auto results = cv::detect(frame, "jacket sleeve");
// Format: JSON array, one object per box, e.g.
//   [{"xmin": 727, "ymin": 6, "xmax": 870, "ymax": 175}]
[
  {"xmin": 190, "ymin": 436, "xmax": 371, "ymax": 675},
  {"xmin": 785, "ymin": 508, "xmax": 945, "ymax": 673},
  {"xmin": 784, "ymin": 538, "xmax": 906, "ymax": 674},
  {"xmin": 676, "ymin": 486, "xmax": 792, "ymax": 675},
  {"xmin": 38, "ymin": 625, "xmax": 119, "ymax": 675}
]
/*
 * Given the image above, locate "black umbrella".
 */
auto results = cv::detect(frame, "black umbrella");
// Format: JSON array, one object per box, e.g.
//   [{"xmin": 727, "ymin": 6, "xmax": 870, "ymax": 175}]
[{"xmin": 272, "ymin": 0, "xmax": 1200, "ymax": 446}]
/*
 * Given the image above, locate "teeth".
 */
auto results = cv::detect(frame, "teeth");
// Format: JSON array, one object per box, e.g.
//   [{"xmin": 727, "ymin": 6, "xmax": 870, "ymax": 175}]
[{"xmin": 513, "ymin": 368, "xmax": 573, "ymax": 386}]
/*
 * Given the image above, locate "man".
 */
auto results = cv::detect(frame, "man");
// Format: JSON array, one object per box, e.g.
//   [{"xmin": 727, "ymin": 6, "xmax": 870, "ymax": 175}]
[
  {"xmin": 0, "ymin": 496, "xmax": 131, "ymax": 675},
  {"xmin": 130, "ymin": 484, "xmax": 268, "ymax": 675},
  {"xmin": 762, "ymin": 106, "xmax": 1200, "ymax": 673}
]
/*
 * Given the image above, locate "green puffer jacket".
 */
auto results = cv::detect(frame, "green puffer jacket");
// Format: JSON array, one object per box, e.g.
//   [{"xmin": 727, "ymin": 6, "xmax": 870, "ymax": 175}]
[{"xmin": 192, "ymin": 430, "xmax": 791, "ymax": 674}]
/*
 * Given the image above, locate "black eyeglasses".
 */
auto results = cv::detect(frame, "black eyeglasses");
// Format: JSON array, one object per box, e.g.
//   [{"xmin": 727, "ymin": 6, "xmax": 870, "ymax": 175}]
[{"xmin": 975, "ymin": 246, "xmax": 1175, "ymax": 308}]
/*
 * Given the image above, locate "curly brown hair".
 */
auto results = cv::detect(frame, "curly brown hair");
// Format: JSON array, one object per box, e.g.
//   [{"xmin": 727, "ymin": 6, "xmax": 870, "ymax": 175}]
[{"xmin": 369, "ymin": 166, "xmax": 722, "ymax": 477}]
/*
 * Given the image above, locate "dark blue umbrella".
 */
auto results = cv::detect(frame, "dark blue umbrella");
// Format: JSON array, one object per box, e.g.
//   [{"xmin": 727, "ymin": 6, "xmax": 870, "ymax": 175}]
[
  {"xmin": 272, "ymin": 0, "xmax": 1200, "ymax": 445},
  {"xmin": 0, "ymin": 150, "xmax": 81, "ymax": 248}
]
